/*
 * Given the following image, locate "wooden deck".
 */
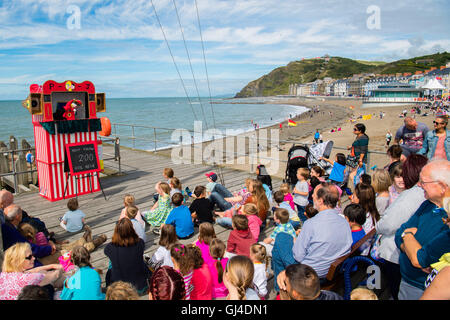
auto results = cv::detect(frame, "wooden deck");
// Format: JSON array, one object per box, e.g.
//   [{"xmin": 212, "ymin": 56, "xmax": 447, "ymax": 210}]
[{"xmin": 13, "ymin": 145, "xmax": 282, "ymax": 298}]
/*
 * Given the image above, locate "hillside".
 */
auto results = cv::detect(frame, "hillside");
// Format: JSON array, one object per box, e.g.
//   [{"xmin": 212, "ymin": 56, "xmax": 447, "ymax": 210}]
[{"xmin": 234, "ymin": 52, "xmax": 450, "ymax": 98}]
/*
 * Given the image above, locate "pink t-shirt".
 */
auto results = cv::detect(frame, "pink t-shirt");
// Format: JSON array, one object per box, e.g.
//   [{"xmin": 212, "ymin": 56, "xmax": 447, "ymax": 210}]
[
  {"xmin": 206, "ymin": 258, "xmax": 229, "ymax": 299},
  {"xmin": 0, "ymin": 272, "xmax": 45, "ymax": 300},
  {"xmin": 195, "ymin": 240, "xmax": 214, "ymax": 267},
  {"xmin": 283, "ymin": 193, "xmax": 296, "ymax": 211},
  {"xmin": 244, "ymin": 214, "xmax": 262, "ymax": 242},
  {"xmin": 190, "ymin": 263, "xmax": 213, "ymax": 300},
  {"xmin": 433, "ymin": 135, "xmax": 446, "ymax": 160}
]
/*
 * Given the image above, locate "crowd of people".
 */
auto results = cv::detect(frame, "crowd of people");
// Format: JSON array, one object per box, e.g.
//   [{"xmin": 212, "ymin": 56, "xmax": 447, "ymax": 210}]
[{"xmin": 0, "ymin": 114, "xmax": 449, "ymax": 301}]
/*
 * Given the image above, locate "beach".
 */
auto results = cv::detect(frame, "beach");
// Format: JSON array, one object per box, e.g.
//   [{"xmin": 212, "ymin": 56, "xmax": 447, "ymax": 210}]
[{"xmin": 156, "ymin": 96, "xmax": 437, "ymax": 180}]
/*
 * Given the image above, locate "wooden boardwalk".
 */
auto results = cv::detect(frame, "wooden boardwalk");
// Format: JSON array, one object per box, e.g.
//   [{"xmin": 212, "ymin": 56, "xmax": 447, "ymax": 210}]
[{"xmin": 13, "ymin": 145, "xmax": 282, "ymax": 298}]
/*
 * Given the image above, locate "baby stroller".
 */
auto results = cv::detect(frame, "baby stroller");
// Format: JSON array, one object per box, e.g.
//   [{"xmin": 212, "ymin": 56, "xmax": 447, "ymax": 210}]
[{"xmin": 283, "ymin": 141, "xmax": 334, "ymax": 186}]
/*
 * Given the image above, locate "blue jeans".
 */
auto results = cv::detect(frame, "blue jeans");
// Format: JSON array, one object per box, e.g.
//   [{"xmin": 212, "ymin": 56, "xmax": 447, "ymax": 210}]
[
  {"xmin": 289, "ymin": 219, "xmax": 301, "ymax": 230},
  {"xmin": 296, "ymin": 204, "xmax": 307, "ymax": 223},
  {"xmin": 215, "ymin": 217, "xmax": 233, "ymax": 229},
  {"xmin": 209, "ymin": 191, "xmax": 233, "ymax": 211}
]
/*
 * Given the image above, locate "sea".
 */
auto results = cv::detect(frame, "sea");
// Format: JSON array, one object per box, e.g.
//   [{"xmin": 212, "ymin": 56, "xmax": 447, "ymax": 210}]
[{"xmin": 0, "ymin": 97, "xmax": 308, "ymax": 151}]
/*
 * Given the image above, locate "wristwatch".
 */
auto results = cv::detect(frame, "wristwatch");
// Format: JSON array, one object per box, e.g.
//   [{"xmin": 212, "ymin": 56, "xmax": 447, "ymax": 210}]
[{"xmin": 401, "ymin": 231, "xmax": 414, "ymax": 239}]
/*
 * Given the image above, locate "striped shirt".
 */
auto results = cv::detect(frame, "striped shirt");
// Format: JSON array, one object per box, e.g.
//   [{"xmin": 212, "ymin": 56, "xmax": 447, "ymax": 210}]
[
  {"xmin": 183, "ymin": 270, "xmax": 194, "ymax": 300},
  {"xmin": 270, "ymin": 222, "xmax": 297, "ymax": 240}
]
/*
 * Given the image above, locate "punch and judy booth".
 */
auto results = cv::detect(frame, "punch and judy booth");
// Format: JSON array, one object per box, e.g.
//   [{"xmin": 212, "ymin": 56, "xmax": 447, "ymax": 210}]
[{"xmin": 22, "ymin": 80, "xmax": 107, "ymax": 201}]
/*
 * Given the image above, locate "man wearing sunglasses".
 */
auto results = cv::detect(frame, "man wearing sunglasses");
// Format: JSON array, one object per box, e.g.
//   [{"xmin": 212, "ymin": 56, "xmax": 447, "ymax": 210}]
[
  {"xmin": 394, "ymin": 116, "xmax": 429, "ymax": 158},
  {"xmin": 418, "ymin": 115, "xmax": 449, "ymax": 161}
]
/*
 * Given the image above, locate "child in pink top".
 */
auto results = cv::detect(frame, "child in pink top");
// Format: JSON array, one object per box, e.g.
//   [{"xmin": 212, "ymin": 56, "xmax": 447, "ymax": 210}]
[
  {"xmin": 189, "ymin": 245, "xmax": 213, "ymax": 300},
  {"xmin": 194, "ymin": 222, "xmax": 217, "ymax": 266},
  {"xmin": 207, "ymin": 238, "xmax": 229, "ymax": 299},
  {"xmin": 280, "ymin": 183, "xmax": 296, "ymax": 211},
  {"xmin": 18, "ymin": 223, "xmax": 49, "ymax": 246},
  {"xmin": 119, "ymin": 194, "xmax": 145, "ymax": 228},
  {"xmin": 241, "ymin": 203, "xmax": 262, "ymax": 242}
]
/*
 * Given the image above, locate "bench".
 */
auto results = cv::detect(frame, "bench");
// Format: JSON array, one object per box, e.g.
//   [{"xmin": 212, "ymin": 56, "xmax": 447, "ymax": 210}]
[{"xmin": 321, "ymin": 228, "xmax": 376, "ymax": 292}]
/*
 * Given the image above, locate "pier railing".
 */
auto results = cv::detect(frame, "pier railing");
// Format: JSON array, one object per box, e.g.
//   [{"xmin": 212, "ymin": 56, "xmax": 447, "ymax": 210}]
[
  {"xmin": 108, "ymin": 122, "xmax": 387, "ymax": 172},
  {"xmin": 0, "ymin": 136, "xmax": 121, "ymax": 194}
]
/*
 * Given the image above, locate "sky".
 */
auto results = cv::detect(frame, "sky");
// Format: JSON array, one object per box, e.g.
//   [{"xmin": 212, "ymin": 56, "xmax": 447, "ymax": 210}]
[{"xmin": 0, "ymin": 0, "xmax": 449, "ymax": 99}]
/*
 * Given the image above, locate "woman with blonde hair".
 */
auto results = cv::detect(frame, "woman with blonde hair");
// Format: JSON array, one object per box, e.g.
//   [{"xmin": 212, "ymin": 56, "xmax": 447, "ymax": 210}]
[
  {"xmin": 223, "ymin": 255, "xmax": 259, "ymax": 300},
  {"xmin": 371, "ymin": 169, "xmax": 392, "ymax": 216},
  {"xmin": 0, "ymin": 242, "xmax": 64, "ymax": 300}
]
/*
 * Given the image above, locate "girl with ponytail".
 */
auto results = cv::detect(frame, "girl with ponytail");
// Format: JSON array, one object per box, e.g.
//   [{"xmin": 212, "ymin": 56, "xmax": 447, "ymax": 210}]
[
  {"xmin": 223, "ymin": 255, "xmax": 260, "ymax": 300},
  {"xmin": 170, "ymin": 243, "xmax": 194, "ymax": 300},
  {"xmin": 207, "ymin": 238, "xmax": 229, "ymax": 299}
]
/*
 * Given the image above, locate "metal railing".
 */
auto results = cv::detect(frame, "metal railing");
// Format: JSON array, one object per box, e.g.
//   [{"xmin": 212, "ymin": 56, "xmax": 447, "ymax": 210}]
[
  {"xmin": 109, "ymin": 122, "xmax": 388, "ymax": 172},
  {"xmin": 0, "ymin": 147, "xmax": 37, "ymax": 194},
  {"xmin": 1, "ymin": 138, "xmax": 122, "ymax": 194}
]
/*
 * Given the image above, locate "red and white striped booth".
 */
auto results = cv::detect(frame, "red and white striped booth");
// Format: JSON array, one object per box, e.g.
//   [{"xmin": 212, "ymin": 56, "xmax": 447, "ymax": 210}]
[{"xmin": 23, "ymin": 80, "xmax": 106, "ymax": 202}]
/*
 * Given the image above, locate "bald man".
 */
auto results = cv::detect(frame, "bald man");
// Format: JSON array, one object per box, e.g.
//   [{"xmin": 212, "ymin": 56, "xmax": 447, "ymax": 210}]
[
  {"xmin": 0, "ymin": 190, "xmax": 14, "ymax": 224},
  {"xmin": 395, "ymin": 160, "xmax": 450, "ymax": 300},
  {"xmin": 395, "ymin": 117, "xmax": 429, "ymax": 157}
]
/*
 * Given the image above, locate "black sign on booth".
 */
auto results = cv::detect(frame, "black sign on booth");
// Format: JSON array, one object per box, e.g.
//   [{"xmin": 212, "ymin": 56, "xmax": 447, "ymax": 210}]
[{"xmin": 65, "ymin": 142, "xmax": 100, "ymax": 175}]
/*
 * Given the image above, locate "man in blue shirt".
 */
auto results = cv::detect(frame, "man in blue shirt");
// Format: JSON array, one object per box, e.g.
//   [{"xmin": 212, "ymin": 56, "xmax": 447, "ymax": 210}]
[
  {"xmin": 163, "ymin": 192, "xmax": 194, "ymax": 240},
  {"xmin": 395, "ymin": 159, "xmax": 450, "ymax": 300},
  {"xmin": 276, "ymin": 182, "xmax": 352, "ymax": 289}
]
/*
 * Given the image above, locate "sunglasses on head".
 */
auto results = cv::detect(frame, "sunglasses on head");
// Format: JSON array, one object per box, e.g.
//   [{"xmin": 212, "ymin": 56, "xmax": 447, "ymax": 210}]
[{"xmin": 25, "ymin": 254, "xmax": 34, "ymax": 260}]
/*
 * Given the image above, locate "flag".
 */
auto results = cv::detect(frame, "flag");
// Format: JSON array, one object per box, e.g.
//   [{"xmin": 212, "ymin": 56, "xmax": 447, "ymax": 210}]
[{"xmin": 288, "ymin": 119, "xmax": 297, "ymax": 126}]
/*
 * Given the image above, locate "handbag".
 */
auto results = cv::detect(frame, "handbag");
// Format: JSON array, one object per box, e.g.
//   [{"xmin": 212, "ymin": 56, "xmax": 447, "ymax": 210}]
[{"xmin": 346, "ymin": 146, "xmax": 359, "ymax": 168}]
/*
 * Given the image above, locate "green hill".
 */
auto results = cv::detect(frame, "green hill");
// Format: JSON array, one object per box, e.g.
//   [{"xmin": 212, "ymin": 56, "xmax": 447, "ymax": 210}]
[{"xmin": 235, "ymin": 52, "xmax": 450, "ymax": 98}]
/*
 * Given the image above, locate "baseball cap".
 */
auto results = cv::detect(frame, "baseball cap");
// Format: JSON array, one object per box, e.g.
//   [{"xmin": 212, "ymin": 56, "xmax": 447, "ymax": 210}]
[{"xmin": 205, "ymin": 172, "xmax": 217, "ymax": 182}]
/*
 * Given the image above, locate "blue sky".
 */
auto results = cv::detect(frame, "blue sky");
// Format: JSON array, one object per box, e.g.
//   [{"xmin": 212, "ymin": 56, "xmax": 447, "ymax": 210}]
[{"xmin": 0, "ymin": 0, "xmax": 449, "ymax": 99}]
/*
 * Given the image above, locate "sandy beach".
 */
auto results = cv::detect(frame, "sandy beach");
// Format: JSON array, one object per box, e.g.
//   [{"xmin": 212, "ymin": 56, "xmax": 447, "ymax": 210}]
[{"xmin": 155, "ymin": 96, "xmax": 437, "ymax": 180}]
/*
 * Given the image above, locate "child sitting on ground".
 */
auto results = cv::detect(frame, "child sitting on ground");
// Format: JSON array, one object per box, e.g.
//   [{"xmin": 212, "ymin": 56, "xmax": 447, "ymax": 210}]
[
  {"xmin": 189, "ymin": 186, "xmax": 214, "ymax": 225},
  {"xmin": 187, "ymin": 244, "xmax": 213, "ymax": 300},
  {"xmin": 273, "ymin": 190, "xmax": 300, "ymax": 230},
  {"xmin": 250, "ymin": 243, "xmax": 269, "ymax": 299},
  {"xmin": 125, "ymin": 206, "xmax": 146, "ymax": 242},
  {"xmin": 154, "ymin": 168, "xmax": 174, "ymax": 202},
  {"xmin": 343, "ymin": 203, "xmax": 366, "ymax": 246},
  {"xmin": 207, "ymin": 238, "xmax": 229, "ymax": 300},
  {"xmin": 59, "ymin": 198, "xmax": 86, "ymax": 233},
  {"xmin": 260, "ymin": 208, "xmax": 297, "ymax": 256},
  {"xmin": 280, "ymin": 183, "xmax": 296, "ymax": 211},
  {"xmin": 143, "ymin": 182, "xmax": 173, "ymax": 234},
  {"xmin": 163, "ymin": 192, "xmax": 194, "ymax": 240},
  {"xmin": 18, "ymin": 222, "xmax": 52, "ymax": 247},
  {"xmin": 226, "ymin": 214, "xmax": 255, "ymax": 258},
  {"xmin": 194, "ymin": 222, "xmax": 217, "ymax": 266},
  {"xmin": 169, "ymin": 177, "xmax": 183, "ymax": 198},
  {"xmin": 119, "ymin": 194, "xmax": 145, "ymax": 228},
  {"xmin": 146, "ymin": 224, "xmax": 177, "ymax": 272},
  {"xmin": 241, "ymin": 203, "xmax": 262, "ymax": 242},
  {"xmin": 170, "ymin": 244, "xmax": 195, "ymax": 300}
]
